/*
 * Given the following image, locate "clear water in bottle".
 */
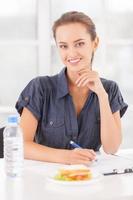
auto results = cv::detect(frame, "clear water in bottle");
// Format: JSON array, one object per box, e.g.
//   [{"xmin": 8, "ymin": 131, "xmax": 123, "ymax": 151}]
[{"xmin": 4, "ymin": 115, "xmax": 24, "ymax": 177}]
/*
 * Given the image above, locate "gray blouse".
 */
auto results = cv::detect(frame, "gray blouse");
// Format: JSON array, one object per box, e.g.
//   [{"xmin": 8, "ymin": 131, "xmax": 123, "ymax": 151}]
[{"xmin": 16, "ymin": 68, "xmax": 128, "ymax": 151}]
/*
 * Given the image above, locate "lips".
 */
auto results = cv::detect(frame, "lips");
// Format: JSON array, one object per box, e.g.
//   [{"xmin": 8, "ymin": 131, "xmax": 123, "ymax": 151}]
[{"xmin": 68, "ymin": 58, "xmax": 81, "ymax": 64}]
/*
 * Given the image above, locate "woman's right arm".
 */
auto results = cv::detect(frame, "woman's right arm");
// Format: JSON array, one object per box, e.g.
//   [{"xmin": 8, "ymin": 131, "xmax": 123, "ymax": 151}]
[{"xmin": 20, "ymin": 107, "xmax": 96, "ymax": 164}]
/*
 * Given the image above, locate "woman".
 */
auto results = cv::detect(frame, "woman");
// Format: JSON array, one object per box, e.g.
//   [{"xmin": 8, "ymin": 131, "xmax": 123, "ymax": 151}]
[{"xmin": 16, "ymin": 11, "xmax": 128, "ymax": 165}]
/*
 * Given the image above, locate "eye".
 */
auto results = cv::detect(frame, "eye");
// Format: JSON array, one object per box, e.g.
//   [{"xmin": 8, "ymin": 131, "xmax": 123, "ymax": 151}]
[
  {"xmin": 59, "ymin": 44, "xmax": 68, "ymax": 49},
  {"xmin": 75, "ymin": 42, "xmax": 85, "ymax": 47}
]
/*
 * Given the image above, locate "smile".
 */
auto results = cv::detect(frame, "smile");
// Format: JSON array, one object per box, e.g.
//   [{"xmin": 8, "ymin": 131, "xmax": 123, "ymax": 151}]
[{"xmin": 68, "ymin": 58, "xmax": 81, "ymax": 64}]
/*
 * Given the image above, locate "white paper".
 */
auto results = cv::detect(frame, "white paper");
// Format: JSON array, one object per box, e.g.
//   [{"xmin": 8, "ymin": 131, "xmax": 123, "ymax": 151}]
[{"xmin": 90, "ymin": 153, "xmax": 133, "ymax": 173}]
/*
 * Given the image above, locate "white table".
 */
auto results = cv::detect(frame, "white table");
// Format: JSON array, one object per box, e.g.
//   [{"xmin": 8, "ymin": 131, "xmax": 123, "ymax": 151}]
[{"xmin": 0, "ymin": 149, "xmax": 133, "ymax": 200}]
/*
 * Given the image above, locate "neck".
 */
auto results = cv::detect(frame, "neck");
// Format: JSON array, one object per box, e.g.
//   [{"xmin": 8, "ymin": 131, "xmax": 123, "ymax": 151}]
[{"xmin": 66, "ymin": 70, "xmax": 79, "ymax": 87}]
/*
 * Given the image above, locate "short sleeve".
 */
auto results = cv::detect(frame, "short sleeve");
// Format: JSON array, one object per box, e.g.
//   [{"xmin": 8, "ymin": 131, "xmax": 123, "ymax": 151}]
[
  {"xmin": 15, "ymin": 77, "xmax": 44, "ymax": 120},
  {"xmin": 108, "ymin": 81, "xmax": 128, "ymax": 117}
]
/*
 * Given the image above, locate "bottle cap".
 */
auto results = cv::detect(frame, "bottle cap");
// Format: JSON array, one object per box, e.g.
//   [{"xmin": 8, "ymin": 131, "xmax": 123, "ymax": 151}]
[{"xmin": 8, "ymin": 115, "xmax": 18, "ymax": 124}]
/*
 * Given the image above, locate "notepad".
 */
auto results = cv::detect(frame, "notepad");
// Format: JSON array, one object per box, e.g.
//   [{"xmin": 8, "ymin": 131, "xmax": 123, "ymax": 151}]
[{"xmin": 90, "ymin": 153, "xmax": 133, "ymax": 174}]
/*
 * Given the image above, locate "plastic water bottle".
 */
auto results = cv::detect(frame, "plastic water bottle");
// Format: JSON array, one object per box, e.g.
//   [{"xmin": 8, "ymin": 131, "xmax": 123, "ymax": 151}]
[{"xmin": 3, "ymin": 115, "xmax": 24, "ymax": 177}]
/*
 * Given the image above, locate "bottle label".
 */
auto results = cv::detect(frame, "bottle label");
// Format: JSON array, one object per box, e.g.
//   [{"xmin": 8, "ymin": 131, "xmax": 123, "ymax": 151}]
[{"xmin": 4, "ymin": 137, "xmax": 23, "ymax": 176}]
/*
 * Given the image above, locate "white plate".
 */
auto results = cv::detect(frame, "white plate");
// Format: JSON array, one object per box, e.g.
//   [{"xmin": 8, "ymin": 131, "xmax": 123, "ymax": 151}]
[{"xmin": 47, "ymin": 167, "xmax": 102, "ymax": 186}]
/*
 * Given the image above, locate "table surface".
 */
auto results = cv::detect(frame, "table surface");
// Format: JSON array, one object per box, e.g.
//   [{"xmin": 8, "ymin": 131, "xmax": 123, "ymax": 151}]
[{"xmin": 0, "ymin": 149, "xmax": 133, "ymax": 200}]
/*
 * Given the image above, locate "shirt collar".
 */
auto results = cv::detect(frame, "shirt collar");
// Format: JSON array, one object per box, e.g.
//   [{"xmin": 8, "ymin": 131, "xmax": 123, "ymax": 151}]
[{"xmin": 57, "ymin": 67, "xmax": 69, "ymax": 99}]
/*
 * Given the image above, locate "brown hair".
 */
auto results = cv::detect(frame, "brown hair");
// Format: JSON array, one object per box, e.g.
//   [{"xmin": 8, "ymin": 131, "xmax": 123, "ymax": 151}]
[{"xmin": 52, "ymin": 11, "xmax": 97, "ymax": 41}]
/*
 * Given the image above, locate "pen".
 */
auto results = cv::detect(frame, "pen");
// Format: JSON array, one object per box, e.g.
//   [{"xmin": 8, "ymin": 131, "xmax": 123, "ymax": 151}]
[
  {"xmin": 103, "ymin": 168, "xmax": 133, "ymax": 176},
  {"xmin": 70, "ymin": 140, "xmax": 81, "ymax": 148},
  {"xmin": 103, "ymin": 172, "xmax": 118, "ymax": 176},
  {"xmin": 70, "ymin": 140, "xmax": 98, "ymax": 161}
]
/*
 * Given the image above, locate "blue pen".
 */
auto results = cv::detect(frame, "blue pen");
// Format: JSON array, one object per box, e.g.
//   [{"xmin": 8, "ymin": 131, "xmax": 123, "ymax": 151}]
[
  {"xmin": 70, "ymin": 140, "xmax": 98, "ymax": 162},
  {"xmin": 70, "ymin": 140, "xmax": 81, "ymax": 148}
]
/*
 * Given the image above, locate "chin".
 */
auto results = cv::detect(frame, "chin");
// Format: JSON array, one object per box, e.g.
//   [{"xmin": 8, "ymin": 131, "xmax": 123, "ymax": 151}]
[{"xmin": 66, "ymin": 64, "xmax": 83, "ymax": 72}]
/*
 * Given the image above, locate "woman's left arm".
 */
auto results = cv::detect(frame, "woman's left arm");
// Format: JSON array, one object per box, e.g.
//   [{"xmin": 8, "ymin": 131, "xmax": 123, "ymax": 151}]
[
  {"xmin": 98, "ymin": 91, "xmax": 122, "ymax": 154},
  {"xmin": 76, "ymin": 68, "xmax": 122, "ymax": 154}
]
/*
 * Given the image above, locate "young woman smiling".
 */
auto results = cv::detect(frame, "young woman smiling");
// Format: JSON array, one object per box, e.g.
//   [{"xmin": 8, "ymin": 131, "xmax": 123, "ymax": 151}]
[{"xmin": 16, "ymin": 11, "xmax": 128, "ymax": 164}]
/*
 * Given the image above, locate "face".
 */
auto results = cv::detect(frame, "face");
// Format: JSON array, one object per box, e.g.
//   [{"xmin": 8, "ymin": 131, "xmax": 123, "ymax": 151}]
[{"xmin": 55, "ymin": 23, "xmax": 98, "ymax": 73}]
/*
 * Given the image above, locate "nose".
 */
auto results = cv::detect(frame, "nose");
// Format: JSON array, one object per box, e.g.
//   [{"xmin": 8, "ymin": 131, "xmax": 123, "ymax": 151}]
[{"xmin": 67, "ymin": 46, "xmax": 78, "ymax": 58}]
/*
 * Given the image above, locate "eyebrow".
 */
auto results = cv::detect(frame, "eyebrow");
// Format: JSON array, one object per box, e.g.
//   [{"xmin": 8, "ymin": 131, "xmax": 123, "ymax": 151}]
[{"xmin": 58, "ymin": 39, "xmax": 85, "ymax": 44}]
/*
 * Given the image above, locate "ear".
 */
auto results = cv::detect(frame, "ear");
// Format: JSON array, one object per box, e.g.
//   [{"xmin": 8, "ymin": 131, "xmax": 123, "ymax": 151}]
[{"xmin": 93, "ymin": 37, "xmax": 99, "ymax": 52}]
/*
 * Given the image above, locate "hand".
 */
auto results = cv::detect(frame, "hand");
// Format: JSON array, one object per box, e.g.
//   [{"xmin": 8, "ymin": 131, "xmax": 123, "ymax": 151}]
[
  {"xmin": 67, "ymin": 148, "xmax": 96, "ymax": 165},
  {"xmin": 75, "ymin": 68, "xmax": 105, "ymax": 96}
]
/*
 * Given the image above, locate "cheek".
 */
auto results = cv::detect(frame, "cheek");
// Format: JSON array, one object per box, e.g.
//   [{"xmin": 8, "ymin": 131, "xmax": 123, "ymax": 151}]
[
  {"xmin": 58, "ymin": 50, "xmax": 67, "ymax": 61},
  {"xmin": 84, "ymin": 47, "xmax": 93, "ymax": 58}
]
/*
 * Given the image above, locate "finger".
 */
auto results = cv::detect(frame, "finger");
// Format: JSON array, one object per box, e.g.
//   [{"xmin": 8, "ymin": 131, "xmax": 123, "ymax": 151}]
[
  {"xmin": 74, "ymin": 149, "xmax": 96, "ymax": 161},
  {"xmin": 82, "ymin": 79, "xmax": 94, "ymax": 87},
  {"xmin": 73, "ymin": 149, "xmax": 93, "ymax": 160},
  {"xmin": 81, "ymin": 149, "xmax": 96, "ymax": 161},
  {"xmin": 74, "ymin": 148, "xmax": 96, "ymax": 158},
  {"xmin": 75, "ymin": 155, "xmax": 92, "ymax": 162},
  {"xmin": 88, "ymin": 149, "xmax": 96, "ymax": 156},
  {"xmin": 71, "ymin": 151, "xmax": 94, "ymax": 162},
  {"xmin": 77, "ymin": 77, "xmax": 96, "ymax": 87},
  {"xmin": 76, "ymin": 76, "xmax": 90, "ymax": 87},
  {"xmin": 76, "ymin": 72, "xmax": 97, "ymax": 85},
  {"xmin": 75, "ymin": 73, "xmax": 90, "ymax": 85},
  {"xmin": 71, "ymin": 152, "xmax": 91, "ymax": 164}
]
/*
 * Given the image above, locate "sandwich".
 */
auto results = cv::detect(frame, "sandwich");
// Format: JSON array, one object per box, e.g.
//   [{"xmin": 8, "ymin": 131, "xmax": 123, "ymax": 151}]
[{"xmin": 54, "ymin": 167, "xmax": 92, "ymax": 181}]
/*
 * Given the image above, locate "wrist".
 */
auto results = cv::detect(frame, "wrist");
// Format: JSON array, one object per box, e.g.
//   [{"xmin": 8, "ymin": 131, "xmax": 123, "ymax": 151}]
[
  {"xmin": 97, "ymin": 89, "xmax": 108, "ymax": 100},
  {"xmin": 59, "ymin": 149, "xmax": 71, "ymax": 164}
]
